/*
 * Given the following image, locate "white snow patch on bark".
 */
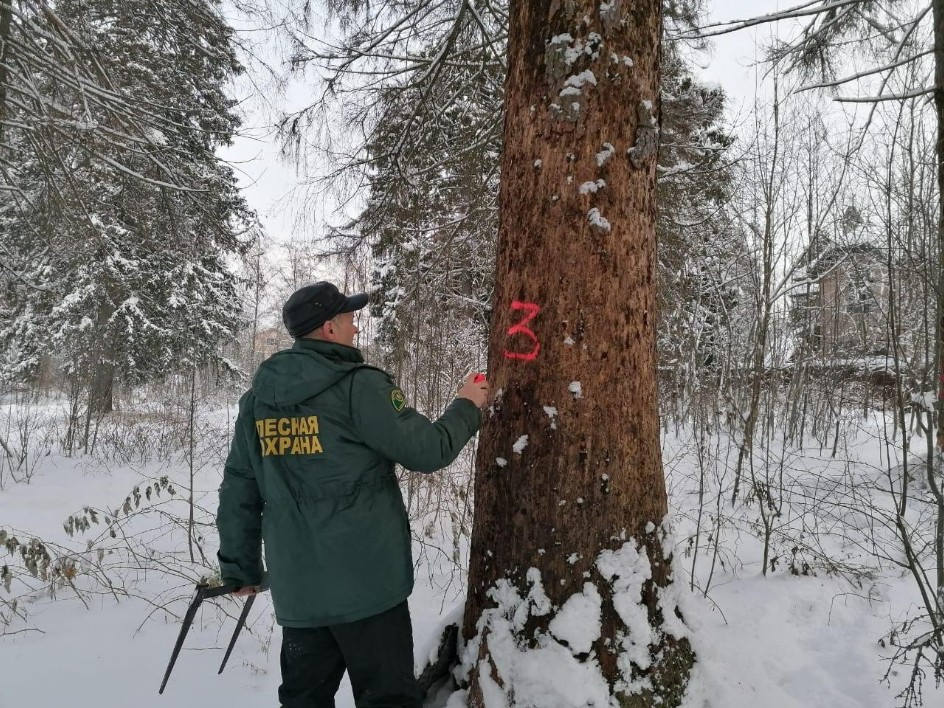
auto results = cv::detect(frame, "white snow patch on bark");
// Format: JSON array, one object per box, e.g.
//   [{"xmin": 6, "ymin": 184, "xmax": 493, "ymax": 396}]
[
  {"xmin": 597, "ymin": 541, "xmax": 654, "ymax": 674},
  {"xmin": 445, "ymin": 689, "xmax": 469, "ymax": 707},
  {"xmin": 525, "ymin": 567, "xmax": 552, "ymax": 618},
  {"xmin": 596, "ymin": 143, "xmax": 615, "ymax": 166},
  {"xmin": 477, "ymin": 661, "xmax": 509, "ymax": 707},
  {"xmin": 588, "ymin": 208, "xmax": 611, "ymax": 232},
  {"xmin": 549, "ymin": 583, "xmax": 602, "ymax": 656},
  {"xmin": 496, "ymin": 457, "xmax": 508, "ymax": 468},
  {"xmin": 513, "ymin": 435, "xmax": 529, "ymax": 455},
  {"xmin": 565, "ymin": 70, "xmax": 597, "ymax": 88},
  {"xmin": 569, "ymin": 381, "xmax": 583, "ymax": 398},
  {"xmin": 579, "ymin": 179, "xmax": 606, "ymax": 195}
]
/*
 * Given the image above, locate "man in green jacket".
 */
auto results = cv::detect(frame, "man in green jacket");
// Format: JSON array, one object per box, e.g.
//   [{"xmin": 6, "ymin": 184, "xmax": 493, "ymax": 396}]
[{"xmin": 216, "ymin": 281, "xmax": 488, "ymax": 708}]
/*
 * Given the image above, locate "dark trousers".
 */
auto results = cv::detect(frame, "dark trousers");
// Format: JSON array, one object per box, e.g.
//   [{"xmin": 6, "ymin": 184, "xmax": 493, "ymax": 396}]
[{"xmin": 279, "ymin": 601, "xmax": 423, "ymax": 708}]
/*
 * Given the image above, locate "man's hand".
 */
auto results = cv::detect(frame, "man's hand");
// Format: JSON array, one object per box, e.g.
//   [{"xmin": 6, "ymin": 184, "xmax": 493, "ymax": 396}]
[
  {"xmin": 233, "ymin": 585, "xmax": 260, "ymax": 597},
  {"xmin": 457, "ymin": 373, "xmax": 489, "ymax": 409}
]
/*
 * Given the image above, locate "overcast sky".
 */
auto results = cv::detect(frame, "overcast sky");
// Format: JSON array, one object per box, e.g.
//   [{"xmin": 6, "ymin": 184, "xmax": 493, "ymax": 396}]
[
  {"xmin": 698, "ymin": 0, "xmax": 793, "ymax": 104},
  {"xmin": 222, "ymin": 0, "xmax": 796, "ymax": 246}
]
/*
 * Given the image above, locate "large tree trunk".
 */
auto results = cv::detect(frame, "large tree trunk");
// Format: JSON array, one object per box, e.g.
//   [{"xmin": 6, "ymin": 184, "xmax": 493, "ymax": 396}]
[{"xmin": 461, "ymin": 0, "xmax": 693, "ymax": 704}]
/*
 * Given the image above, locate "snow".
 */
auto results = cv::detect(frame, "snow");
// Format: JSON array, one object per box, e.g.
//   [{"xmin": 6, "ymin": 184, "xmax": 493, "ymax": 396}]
[
  {"xmin": 549, "ymin": 33, "xmax": 574, "ymax": 45},
  {"xmin": 579, "ymin": 179, "xmax": 606, "ymax": 195},
  {"xmin": 457, "ymin": 570, "xmax": 613, "ymax": 708},
  {"xmin": 476, "ymin": 665, "xmax": 508, "ymax": 707},
  {"xmin": 548, "ymin": 583, "xmax": 601, "ymax": 655},
  {"xmin": 0, "ymin": 401, "xmax": 939, "ymax": 708},
  {"xmin": 512, "ymin": 435, "xmax": 528, "ymax": 455},
  {"xmin": 680, "ymin": 575, "xmax": 893, "ymax": 708},
  {"xmin": 597, "ymin": 541, "xmax": 654, "ymax": 674},
  {"xmin": 587, "ymin": 207, "xmax": 611, "ymax": 233},
  {"xmin": 495, "ymin": 457, "xmax": 507, "ymax": 467},
  {"xmin": 145, "ymin": 128, "xmax": 168, "ymax": 146},
  {"xmin": 596, "ymin": 143, "xmax": 615, "ymax": 166},
  {"xmin": 564, "ymin": 70, "xmax": 597, "ymax": 89},
  {"xmin": 569, "ymin": 381, "xmax": 583, "ymax": 398},
  {"xmin": 911, "ymin": 391, "xmax": 936, "ymax": 411}
]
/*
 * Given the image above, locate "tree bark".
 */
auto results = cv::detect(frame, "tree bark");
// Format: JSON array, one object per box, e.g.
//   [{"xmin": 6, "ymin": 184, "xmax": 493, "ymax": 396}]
[
  {"xmin": 88, "ymin": 362, "xmax": 114, "ymax": 415},
  {"xmin": 462, "ymin": 0, "xmax": 692, "ymax": 703},
  {"xmin": 933, "ymin": 0, "xmax": 944, "ymax": 454},
  {"xmin": 88, "ymin": 299, "xmax": 116, "ymax": 417}
]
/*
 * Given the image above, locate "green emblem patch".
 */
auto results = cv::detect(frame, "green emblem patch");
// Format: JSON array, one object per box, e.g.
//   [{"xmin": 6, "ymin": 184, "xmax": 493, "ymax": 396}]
[{"xmin": 391, "ymin": 389, "xmax": 406, "ymax": 412}]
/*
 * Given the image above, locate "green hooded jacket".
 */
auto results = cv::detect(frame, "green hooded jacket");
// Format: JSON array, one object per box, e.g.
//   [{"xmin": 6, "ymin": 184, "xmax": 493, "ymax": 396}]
[{"xmin": 216, "ymin": 339, "xmax": 481, "ymax": 627}]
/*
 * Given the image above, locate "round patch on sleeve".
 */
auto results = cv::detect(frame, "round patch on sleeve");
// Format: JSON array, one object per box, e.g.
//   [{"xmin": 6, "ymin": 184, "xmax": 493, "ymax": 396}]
[{"xmin": 391, "ymin": 389, "xmax": 406, "ymax": 412}]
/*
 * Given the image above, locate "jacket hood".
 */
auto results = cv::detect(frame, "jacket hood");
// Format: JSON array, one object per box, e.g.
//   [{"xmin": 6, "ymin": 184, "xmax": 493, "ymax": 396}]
[{"xmin": 252, "ymin": 339, "xmax": 365, "ymax": 406}]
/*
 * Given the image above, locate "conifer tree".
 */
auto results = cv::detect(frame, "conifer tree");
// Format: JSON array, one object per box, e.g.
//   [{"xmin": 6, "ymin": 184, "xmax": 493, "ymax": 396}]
[
  {"xmin": 459, "ymin": 0, "xmax": 694, "ymax": 703},
  {"xmin": 0, "ymin": 0, "xmax": 253, "ymax": 418}
]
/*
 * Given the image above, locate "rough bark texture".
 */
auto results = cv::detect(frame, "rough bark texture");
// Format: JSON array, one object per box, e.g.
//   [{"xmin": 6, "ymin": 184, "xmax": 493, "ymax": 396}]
[{"xmin": 462, "ymin": 0, "xmax": 692, "ymax": 703}]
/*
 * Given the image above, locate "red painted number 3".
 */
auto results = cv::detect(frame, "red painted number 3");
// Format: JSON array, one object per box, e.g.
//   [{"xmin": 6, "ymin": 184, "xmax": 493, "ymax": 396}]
[{"xmin": 504, "ymin": 301, "xmax": 541, "ymax": 361}]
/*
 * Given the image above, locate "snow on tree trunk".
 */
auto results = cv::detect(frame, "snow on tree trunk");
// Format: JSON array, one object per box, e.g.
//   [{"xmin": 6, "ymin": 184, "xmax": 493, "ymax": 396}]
[{"xmin": 460, "ymin": 1, "xmax": 693, "ymax": 705}]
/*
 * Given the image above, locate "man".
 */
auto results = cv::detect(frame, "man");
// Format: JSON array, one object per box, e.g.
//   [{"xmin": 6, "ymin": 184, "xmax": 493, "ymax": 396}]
[{"xmin": 216, "ymin": 281, "xmax": 488, "ymax": 708}]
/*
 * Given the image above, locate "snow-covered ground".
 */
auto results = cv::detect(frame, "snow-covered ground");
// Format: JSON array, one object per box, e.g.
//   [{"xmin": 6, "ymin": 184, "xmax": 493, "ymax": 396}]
[{"xmin": 0, "ymin": 398, "xmax": 938, "ymax": 707}]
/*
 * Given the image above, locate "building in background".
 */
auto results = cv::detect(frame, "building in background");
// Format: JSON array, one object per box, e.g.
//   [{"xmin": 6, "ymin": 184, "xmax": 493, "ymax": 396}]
[
  {"xmin": 253, "ymin": 327, "xmax": 291, "ymax": 360},
  {"xmin": 791, "ymin": 242, "xmax": 889, "ymax": 359}
]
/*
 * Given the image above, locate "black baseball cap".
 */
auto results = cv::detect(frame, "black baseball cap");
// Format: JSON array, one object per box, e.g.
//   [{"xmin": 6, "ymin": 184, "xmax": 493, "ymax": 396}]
[{"xmin": 282, "ymin": 282, "xmax": 368, "ymax": 338}]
